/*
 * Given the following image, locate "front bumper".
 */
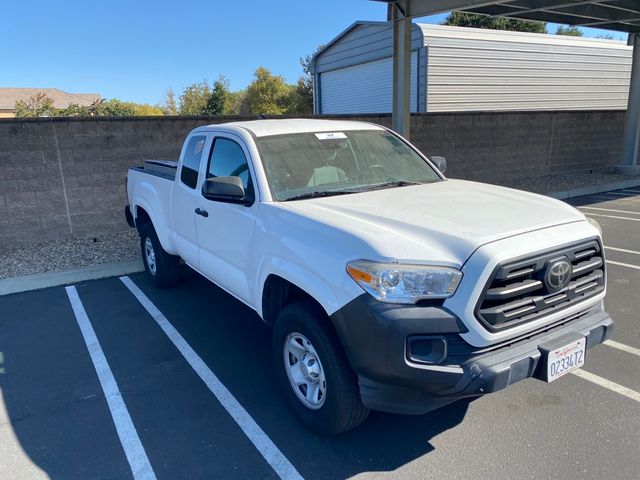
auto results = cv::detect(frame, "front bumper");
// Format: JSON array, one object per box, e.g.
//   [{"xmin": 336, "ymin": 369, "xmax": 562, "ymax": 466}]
[{"xmin": 329, "ymin": 295, "xmax": 613, "ymax": 415}]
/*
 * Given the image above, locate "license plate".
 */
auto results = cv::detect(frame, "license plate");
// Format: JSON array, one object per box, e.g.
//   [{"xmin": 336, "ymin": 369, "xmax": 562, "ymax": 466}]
[{"xmin": 546, "ymin": 338, "xmax": 586, "ymax": 382}]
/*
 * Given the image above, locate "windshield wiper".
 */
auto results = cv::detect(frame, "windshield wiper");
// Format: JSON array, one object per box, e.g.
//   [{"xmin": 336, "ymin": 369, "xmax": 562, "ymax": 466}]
[
  {"xmin": 362, "ymin": 180, "xmax": 424, "ymax": 191},
  {"xmin": 283, "ymin": 180, "xmax": 427, "ymax": 201},
  {"xmin": 284, "ymin": 190, "xmax": 358, "ymax": 201}
]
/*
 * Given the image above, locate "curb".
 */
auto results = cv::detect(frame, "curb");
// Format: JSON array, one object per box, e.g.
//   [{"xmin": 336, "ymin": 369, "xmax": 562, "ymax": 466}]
[
  {"xmin": 0, "ymin": 260, "xmax": 144, "ymax": 296},
  {"xmin": 547, "ymin": 178, "xmax": 640, "ymax": 200}
]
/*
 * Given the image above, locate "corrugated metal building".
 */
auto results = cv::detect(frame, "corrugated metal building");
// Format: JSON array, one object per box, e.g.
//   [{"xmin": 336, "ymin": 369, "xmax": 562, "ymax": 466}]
[{"xmin": 312, "ymin": 21, "xmax": 633, "ymax": 114}]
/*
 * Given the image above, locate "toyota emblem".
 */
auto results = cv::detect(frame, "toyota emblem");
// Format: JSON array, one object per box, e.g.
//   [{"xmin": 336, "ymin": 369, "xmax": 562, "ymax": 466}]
[{"xmin": 545, "ymin": 259, "xmax": 573, "ymax": 291}]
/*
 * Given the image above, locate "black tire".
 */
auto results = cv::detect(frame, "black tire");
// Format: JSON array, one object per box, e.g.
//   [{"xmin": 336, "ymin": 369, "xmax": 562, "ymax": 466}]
[
  {"xmin": 273, "ymin": 300, "xmax": 369, "ymax": 436},
  {"xmin": 139, "ymin": 224, "xmax": 180, "ymax": 289}
]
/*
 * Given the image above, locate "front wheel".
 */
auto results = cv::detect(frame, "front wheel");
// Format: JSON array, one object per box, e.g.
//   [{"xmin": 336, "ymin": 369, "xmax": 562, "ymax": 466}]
[
  {"xmin": 273, "ymin": 300, "xmax": 369, "ymax": 436},
  {"xmin": 139, "ymin": 225, "xmax": 180, "ymax": 288}
]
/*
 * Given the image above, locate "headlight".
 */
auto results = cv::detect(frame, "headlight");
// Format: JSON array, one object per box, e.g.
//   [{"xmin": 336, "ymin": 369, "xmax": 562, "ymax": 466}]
[
  {"xmin": 346, "ymin": 260, "xmax": 462, "ymax": 304},
  {"xmin": 586, "ymin": 217, "xmax": 602, "ymax": 235}
]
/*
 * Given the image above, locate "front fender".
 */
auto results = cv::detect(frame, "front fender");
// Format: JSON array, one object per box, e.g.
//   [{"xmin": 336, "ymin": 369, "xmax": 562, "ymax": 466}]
[{"xmin": 255, "ymin": 254, "xmax": 363, "ymax": 319}]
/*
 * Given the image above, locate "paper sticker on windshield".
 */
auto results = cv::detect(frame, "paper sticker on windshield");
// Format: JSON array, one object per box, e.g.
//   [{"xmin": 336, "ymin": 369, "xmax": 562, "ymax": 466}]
[{"xmin": 315, "ymin": 132, "xmax": 347, "ymax": 140}]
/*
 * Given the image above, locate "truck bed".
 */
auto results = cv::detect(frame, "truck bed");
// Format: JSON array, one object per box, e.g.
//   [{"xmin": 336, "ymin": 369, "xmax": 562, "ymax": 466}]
[{"xmin": 130, "ymin": 160, "xmax": 178, "ymax": 181}]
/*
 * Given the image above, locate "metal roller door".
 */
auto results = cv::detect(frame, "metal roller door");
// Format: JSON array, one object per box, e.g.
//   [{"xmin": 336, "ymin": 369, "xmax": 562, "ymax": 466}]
[{"xmin": 320, "ymin": 52, "xmax": 418, "ymax": 114}]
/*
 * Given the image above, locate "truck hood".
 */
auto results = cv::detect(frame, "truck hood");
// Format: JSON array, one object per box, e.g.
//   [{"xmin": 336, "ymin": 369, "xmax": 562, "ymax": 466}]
[{"xmin": 278, "ymin": 179, "xmax": 585, "ymax": 266}]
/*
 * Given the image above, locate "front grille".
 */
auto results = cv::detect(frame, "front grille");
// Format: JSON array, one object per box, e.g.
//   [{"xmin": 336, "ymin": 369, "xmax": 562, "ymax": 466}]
[{"xmin": 476, "ymin": 239, "xmax": 605, "ymax": 331}]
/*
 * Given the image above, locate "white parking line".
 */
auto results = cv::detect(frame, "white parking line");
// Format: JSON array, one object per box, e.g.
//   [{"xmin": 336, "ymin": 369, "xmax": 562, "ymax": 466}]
[
  {"xmin": 584, "ymin": 212, "xmax": 640, "ymax": 222},
  {"xmin": 119, "ymin": 276, "xmax": 303, "ymax": 480},
  {"xmin": 605, "ymin": 246, "xmax": 640, "ymax": 255},
  {"xmin": 606, "ymin": 260, "xmax": 640, "ymax": 271},
  {"xmin": 571, "ymin": 369, "xmax": 640, "ymax": 403},
  {"xmin": 604, "ymin": 340, "xmax": 640, "ymax": 358},
  {"xmin": 65, "ymin": 286, "xmax": 157, "ymax": 480},
  {"xmin": 579, "ymin": 206, "xmax": 640, "ymax": 216}
]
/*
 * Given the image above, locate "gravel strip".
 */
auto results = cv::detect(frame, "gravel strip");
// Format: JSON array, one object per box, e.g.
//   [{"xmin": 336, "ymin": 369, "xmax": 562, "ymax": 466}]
[
  {"xmin": 0, "ymin": 168, "xmax": 637, "ymax": 280},
  {"xmin": 490, "ymin": 167, "xmax": 640, "ymax": 194},
  {"xmin": 0, "ymin": 231, "xmax": 140, "ymax": 280}
]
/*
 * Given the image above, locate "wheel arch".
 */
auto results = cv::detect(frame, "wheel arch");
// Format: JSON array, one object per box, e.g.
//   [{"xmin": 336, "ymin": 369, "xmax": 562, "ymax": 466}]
[
  {"xmin": 261, "ymin": 274, "xmax": 327, "ymax": 326},
  {"xmin": 134, "ymin": 205, "xmax": 153, "ymax": 233},
  {"xmin": 131, "ymin": 195, "xmax": 177, "ymax": 254},
  {"xmin": 256, "ymin": 257, "xmax": 361, "ymax": 326}
]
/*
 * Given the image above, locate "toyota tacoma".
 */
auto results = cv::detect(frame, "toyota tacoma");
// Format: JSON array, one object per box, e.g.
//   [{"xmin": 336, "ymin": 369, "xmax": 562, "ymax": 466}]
[{"xmin": 125, "ymin": 119, "xmax": 612, "ymax": 435}]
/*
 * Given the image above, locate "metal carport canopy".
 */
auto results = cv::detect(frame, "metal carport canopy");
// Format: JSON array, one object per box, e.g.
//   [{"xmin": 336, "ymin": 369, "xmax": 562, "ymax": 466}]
[{"xmin": 374, "ymin": 0, "xmax": 640, "ymax": 172}]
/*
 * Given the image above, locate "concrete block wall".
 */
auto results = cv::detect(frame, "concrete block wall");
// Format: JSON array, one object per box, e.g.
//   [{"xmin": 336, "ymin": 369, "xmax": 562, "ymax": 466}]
[
  {"xmin": 0, "ymin": 116, "xmax": 241, "ymax": 250},
  {"xmin": 408, "ymin": 110, "xmax": 624, "ymax": 182},
  {"xmin": 0, "ymin": 111, "xmax": 626, "ymax": 250}
]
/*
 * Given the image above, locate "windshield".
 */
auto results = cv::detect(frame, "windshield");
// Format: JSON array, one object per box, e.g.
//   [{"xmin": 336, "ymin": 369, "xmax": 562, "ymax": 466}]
[{"xmin": 254, "ymin": 129, "xmax": 442, "ymax": 201}]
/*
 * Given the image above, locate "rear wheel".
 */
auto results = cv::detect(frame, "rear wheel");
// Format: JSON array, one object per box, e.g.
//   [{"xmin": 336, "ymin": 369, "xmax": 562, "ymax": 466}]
[
  {"xmin": 273, "ymin": 300, "xmax": 369, "ymax": 436},
  {"xmin": 139, "ymin": 225, "xmax": 180, "ymax": 288}
]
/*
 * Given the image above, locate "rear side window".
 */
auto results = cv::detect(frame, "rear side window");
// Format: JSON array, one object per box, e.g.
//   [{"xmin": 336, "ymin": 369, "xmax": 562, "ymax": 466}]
[
  {"xmin": 207, "ymin": 138, "xmax": 254, "ymax": 200},
  {"xmin": 180, "ymin": 135, "xmax": 207, "ymax": 189}
]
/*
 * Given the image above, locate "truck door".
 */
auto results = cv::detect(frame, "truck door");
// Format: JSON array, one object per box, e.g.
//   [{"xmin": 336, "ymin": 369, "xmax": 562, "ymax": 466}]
[
  {"xmin": 195, "ymin": 133, "xmax": 259, "ymax": 305},
  {"xmin": 171, "ymin": 133, "xmax": 210, "ymax": 267}
]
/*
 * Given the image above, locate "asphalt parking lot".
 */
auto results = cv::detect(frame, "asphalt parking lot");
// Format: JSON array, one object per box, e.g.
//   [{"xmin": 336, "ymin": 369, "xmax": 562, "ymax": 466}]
[{"xmin": 1, "ymin": 188, "xmax": 639, "ymax": 480}]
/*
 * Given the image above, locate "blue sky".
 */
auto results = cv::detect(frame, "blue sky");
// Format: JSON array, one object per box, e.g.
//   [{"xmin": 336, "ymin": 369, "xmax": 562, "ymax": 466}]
[{"xmin": 1, "ymin": 0, "xmax": 628, "ymax": 105}]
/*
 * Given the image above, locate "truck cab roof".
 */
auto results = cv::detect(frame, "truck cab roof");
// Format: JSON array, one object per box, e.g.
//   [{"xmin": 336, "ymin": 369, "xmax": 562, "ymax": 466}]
[{"xmin": 193, "ymin": 118, "xmax": 384, "ymax": 138}]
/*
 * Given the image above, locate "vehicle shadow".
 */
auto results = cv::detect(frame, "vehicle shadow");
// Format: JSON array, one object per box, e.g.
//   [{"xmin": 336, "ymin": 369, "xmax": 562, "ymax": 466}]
[
  {"xmin": 139, "ymin": 268, "xmax": 471, "ymax": 479},
  {"xmin": 290, "ymin": 402, "xmax": 471, "ymax": 479},
  {"xmin": 567, "ymin": 191, "xmax": 640, "ymax": 208}
]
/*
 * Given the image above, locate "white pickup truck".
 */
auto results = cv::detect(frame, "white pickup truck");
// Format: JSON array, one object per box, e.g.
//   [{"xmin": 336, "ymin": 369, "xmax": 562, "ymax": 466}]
[{"xmin": 125, "ymin": 119, "xmax": 612, "ymax": 435}]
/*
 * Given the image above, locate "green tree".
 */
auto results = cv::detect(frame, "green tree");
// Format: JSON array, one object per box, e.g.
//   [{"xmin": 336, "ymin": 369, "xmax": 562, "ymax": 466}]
[
  {"xmin": 17, "ymin": 95, "xmax": 165, "ymax": 117},
  {"xmin": 204, "ymin": 76, "xmax": 231, "ymax": 115},
  {"xmin": 555, "ymin": 25, "xmax": 583, "ymax": 37},
  {"xmin": 243, "ymin": 67, "xmax": 292, "ymax": 115},
  {"xmin": 14, "ymin": 92, "xmax": 56, "ymax": 117},
  {"xmin": 179, "ymin": 80, "xmax": 213, "ymax": 115},
  {"xmin": 596, "ymin": 33, "xmax": 615, "ymax": 40},
  {"xmin": 285, "ymin": 77, "xmax": 313, "ymax": 114},
  {"xmin": 132, "ymin": 103, "xmax": 165, "ymax": 116},
  {"xmin": 161, "ymin": 88, "xmax": 178, "ymax": 115},
  {"xmin": 55, "ymin": 99, "xmax": 163, "ymax": 117},
  {"xmin": 286, "ymin": 45, "xmax": 324, "ymax": 114},
  {"xmin": 56, "ymin": 103, "xmax": 91, "ymax": 116},
  {"xmin": 301, "ymin": 47, "xmax": 319, "ymax": 79},
  {"xmin": 92, "ymin": 99, "xmax": 138, "ymax": 116},
  {"xmin": 225, "ymin": 90, "xmax": 246, "ymax": 115},
  {"xmin": 443, "ymin": 12, "xmax": 547, "ymax": 33}
]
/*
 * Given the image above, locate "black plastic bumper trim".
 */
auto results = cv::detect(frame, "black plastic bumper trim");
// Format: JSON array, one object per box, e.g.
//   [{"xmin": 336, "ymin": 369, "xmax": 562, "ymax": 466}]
[{"xmin": 329, "ymin": 294, "xmax": 613, "ymax": 415}]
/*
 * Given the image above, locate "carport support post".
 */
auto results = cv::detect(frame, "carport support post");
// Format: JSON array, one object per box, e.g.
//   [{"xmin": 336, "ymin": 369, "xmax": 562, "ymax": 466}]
[
  {"xmin": 391, "ymin": 9, "xmax": 411, "ymax": 140},
  {"xmin": 619, "ymin": 33, "xmax": 640, "ymax": 174}
]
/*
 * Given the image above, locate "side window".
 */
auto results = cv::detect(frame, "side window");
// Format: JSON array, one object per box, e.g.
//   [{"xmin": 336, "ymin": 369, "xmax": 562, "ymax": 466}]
[
  {"xmin": 206, "ymin": 138, "xmax": 254, "ymax": 200},
  {"xmin": 180, "ymin": 135, "xmax": 207, "ymax": 189}
]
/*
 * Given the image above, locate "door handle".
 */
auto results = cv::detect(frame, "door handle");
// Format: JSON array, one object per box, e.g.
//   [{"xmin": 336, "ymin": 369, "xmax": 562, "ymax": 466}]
[{"xmin": 195, "ymin": 207, "xmax": 209, "ymax": 218}]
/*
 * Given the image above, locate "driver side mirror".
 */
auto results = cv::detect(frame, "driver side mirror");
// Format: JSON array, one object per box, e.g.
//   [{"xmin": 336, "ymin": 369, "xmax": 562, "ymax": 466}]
[
  {"xmin": 201, "ymin": 176, "xmax": 246, "ymax": 203},
  {"xmin": 430, "ymin": 156, "xmax": 447, "ymax": 174}
]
